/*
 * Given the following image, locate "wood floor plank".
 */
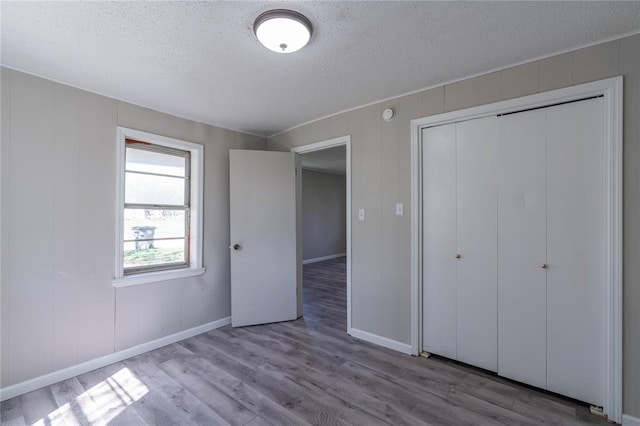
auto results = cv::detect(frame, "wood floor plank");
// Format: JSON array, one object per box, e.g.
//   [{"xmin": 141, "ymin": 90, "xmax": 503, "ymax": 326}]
[
  {"xmin": 122, "ymin": 352, "xmax": 231, "ymax": 425},
  {"xmin": 0, "ymin": 417, "xmax": 26, "ymax": 426},
  {"xmin": 182, "ymin": 334, "xmax": 383, "ymax": 425},
  {"xmin": 176, "ymin": 356, "xmax": 312, "ymax": 426},
  {"xmin": 336, "ymin": 359, "xmax": 457, "ymax": 425},
  {"xmin": 445, "ymin": 388, "xmax": 540, "ymax": 426},
  {"xmin": 1, "ymin": 257, "xmax": 608, "ymax": 425},
  {"xmin": 268, "ymin": 322, "xmax": 455, "ymax": 399},
  {"xmin": 15, "ymin": 387, "xmax": 57, "ymax": 425},
  {"xmin": 49, "ymin": 377, "xmax": 90, "ymax": 425},
  {"xmin": 72, "ymin": 362, "xmax": 151, "ymax": 426},
  {"xmin": 222, "ymin": 326, "xmax": 343, "ymax": 388},
  {"xmin": 327, "ymin": 379, "xmax": 433, "ymax": 426},
  {"xmin": 242, "ymin": 415, "xmax": 274, "ymax": 426},
  {"xmin": 159, "ymin": 359, "xmax": 253, "ymax": 425},
  {"xmin": 0, "ymin": 393, "xmax": 24, "ymax": 425}
]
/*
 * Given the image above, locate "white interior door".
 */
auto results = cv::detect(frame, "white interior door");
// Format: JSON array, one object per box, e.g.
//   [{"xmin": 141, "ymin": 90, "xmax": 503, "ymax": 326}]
[
  {"xmin": 497, "ymin": 109, "xmax": 547, "ymax": 389},
  {"xmin": 229, "ymin": 150, "xmax": 301, "ymax": 327},
  {"xmin": 456, "ymin": 116, "xmax": 498, "ymax": 372},
  {"xmin": 546, "ymin": 98, "xmax": 604, "ymax": 405},
  {"xmin": 422, "ymin": 124, "xmax": 457, "ymax": 359}
]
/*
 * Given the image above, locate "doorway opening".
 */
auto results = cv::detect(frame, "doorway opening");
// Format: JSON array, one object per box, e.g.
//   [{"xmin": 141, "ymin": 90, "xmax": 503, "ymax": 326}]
[{"xmin": 291, "ymin": 136, "xmax": 352, "ymax": 333}]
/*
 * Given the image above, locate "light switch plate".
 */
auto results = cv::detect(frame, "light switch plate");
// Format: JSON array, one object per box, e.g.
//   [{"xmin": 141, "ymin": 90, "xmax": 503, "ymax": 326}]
[
  {"xmin": 396, "ymin": 203, "xmax": 404, "ymax": 216},
  {"xmin": 358, "ymin": 208, "xmax": 365, "ymax": 221}
]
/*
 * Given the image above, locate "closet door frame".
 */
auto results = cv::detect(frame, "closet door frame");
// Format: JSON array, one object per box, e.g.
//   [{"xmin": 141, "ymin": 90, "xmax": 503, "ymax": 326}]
[{"xmin": 410, "ymin": 76, "xmax": 623, "ymax": 423}]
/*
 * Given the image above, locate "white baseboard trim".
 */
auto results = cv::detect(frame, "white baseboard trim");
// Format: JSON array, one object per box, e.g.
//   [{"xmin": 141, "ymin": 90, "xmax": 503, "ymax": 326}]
[
  {"xmin": 302, "ymin": 253, "xmax": 346, "ymax": 265},
  {"xmin": 349, "ymin": 328, "xmax": 413, "ymax": 355},
  {"xmin": 0, "ymin": 316, "xmax": 231, "ymax": 402},
  {"xmin": 623, "ymin": 414, "xmax": 640, "ymax": 426}
]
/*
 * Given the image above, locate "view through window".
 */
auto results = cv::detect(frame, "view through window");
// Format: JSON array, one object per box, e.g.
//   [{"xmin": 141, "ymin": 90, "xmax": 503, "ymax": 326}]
[{"xmin": 123, "ymin": 140, "xmax": 191, "ymax": 274}]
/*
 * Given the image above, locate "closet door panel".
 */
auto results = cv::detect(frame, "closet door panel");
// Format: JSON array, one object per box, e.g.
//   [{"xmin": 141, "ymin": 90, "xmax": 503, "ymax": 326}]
[
  {"xmin": 497, "ymin": 110, "xmax": 547, "ymax": 388},
  {"xmin": 546, "ymin": 98, "xmax": 604, "ymax": 405},
  {"xmin": 456, "ymin": 116, "xmax": 498, "ymax": 372},
  {"xmin": 422, "ymin": 124, "xmax": 457, "ymax": 358}
]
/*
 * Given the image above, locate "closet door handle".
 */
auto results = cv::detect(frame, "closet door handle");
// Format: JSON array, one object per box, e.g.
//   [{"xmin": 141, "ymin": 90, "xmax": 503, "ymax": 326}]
[
  {"xmin": 540, "ymin": 263, "xmax": 548, "ymax": 269},
  {"xmin": 455, "ymin": 253, "xmax": 461, "ymax": 259}
]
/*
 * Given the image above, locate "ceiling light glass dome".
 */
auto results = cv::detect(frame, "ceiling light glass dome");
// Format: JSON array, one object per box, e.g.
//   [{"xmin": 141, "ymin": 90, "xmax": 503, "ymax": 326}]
[{"xmin": 254, "ymin": 9, "xmax": 313, "ymax": 54}]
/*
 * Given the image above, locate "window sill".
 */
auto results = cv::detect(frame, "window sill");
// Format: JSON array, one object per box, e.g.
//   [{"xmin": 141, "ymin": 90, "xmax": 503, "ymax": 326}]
[{"xmin": 111, "ymin": 267, "xmax": 206, "ymax": 288}]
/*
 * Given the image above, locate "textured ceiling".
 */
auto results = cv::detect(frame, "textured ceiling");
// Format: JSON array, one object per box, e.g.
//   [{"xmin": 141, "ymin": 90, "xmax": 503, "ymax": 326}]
[{"xmin": 2, "ymin": 1, "xmax": 640, "ymax": 137}]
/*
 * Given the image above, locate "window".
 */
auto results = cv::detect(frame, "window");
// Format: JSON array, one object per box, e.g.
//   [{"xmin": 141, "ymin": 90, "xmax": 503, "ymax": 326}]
[
  {"xmin": 124, "ymin": 142, "xmax": 190, "ymax": 273},
  {"xmin": 113, "ymin": 127, "xmax": 204, "ymax": 287}
]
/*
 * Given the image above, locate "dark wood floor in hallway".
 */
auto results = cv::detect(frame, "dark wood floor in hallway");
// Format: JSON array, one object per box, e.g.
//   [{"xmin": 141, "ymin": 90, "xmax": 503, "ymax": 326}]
[{"xmin": 1, "ymin": 257, "xmax": 607, "ymax": 425}]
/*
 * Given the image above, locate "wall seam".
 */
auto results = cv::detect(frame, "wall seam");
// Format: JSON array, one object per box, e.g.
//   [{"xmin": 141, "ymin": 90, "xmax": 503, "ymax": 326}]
[
  {"xmin": 3, "ymin": 69, "xmax": 12, "ymax": 385},
  {"xmin": 77, "ymin": 93, "xmax": 83, "ymax": 362},
  {"xmin": 113, "ymin": 102, "xmax": 119, "ymax": 353},
  {"xmin": 50, "ymin": 81, "xmax": 56, "ymax": 374},
  {"xmin": 74, "ymin": 91, "xmax": 80, "ymax": 365}
]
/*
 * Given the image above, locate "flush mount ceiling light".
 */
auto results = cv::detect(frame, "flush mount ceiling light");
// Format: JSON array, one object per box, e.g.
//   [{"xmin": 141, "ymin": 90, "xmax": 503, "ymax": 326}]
[{"xmin": 254, "ymin": 9, "xmax": 312, "ymax": 54}]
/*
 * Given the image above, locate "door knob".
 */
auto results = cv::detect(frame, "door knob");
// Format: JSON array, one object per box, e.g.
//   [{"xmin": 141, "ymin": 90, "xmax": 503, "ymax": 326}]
[
  {"xmin": 455, "ymin": 253, "xmax": 461, "ymax": 259},
  {"xmin": 540, "ymin": 263, "xmax": 548, "ymax": 269},
  {"xmin": 232, "ymin": 243, "xmax": 241, "ymax": 251}
]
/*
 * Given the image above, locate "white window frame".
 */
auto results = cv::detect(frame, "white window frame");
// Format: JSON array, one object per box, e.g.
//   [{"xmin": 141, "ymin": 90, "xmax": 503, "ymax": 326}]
[{"xmin": 112, "ymin": 127, "xmax": 205, "ymax": 287}]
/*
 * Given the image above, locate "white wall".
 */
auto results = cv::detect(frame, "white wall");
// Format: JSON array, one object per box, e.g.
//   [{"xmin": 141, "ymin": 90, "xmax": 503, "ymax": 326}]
[
  {"xmin": 268, "ymin": 35, "xmax": 640, "ymax": 417},
  {"xmin": 302, "ymin": 170, "xmax": 346, "ymax": 261},
  {"xmin": 0, "ymin": 68, "xmax": 266, "ymax": 388}
]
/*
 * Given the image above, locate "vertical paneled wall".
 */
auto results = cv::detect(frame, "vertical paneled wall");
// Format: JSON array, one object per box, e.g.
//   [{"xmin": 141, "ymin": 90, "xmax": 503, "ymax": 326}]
[
  {"xmin": 0, "ymin": 68, "xmax": 267, "ymax": 388},
  {"xmin": 268, "ymin": 34, "xmax": 640, "ymax": 417},
  {"xmin": 301, "ymin": 170, "xmax": 346, "ymax": 261},
  {"xmin": 1, "ymin": 72, "xmax": 120, "ymax": 383}
]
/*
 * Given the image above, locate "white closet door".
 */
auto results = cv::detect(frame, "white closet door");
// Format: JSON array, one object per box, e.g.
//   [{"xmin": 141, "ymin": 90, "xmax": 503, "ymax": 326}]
[
  {"xmin": 422, "ymin": 124, "xmax": 457, "ymax": 358},
  {"xmin": 456, "ymin": 116, "xmax": 498, "ymax": 372},
  {"xmin": 497, "ymin": 109, "xmax": 547, "ymax": 389},
  {"xmin": 546, "ymin": 98, "xmax": 604, "ymax": 405}
]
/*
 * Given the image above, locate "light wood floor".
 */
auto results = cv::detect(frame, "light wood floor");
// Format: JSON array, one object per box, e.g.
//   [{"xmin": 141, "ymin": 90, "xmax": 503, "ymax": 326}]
[{"xmin": 1, "ymin": 257, "xmax": 608, "ymax": 425}]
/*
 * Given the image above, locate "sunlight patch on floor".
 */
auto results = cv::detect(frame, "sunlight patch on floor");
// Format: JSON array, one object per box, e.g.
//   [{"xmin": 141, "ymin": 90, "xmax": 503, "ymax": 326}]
[
  {"xmin": 76, "ymin": 367, "xmax": 149, "ymax": 424},
  {"xmin": 32, "ymin": 367, "xmax": 149, "ymax": 426},
  {"xmin": 32, "ymin": 402, "xmax": 79, "ymax": 425}
]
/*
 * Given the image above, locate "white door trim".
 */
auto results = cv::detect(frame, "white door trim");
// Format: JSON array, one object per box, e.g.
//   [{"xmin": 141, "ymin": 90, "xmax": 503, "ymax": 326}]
[
  {"xmin": 410, "ymin": 77, "xmax": 623, "ymax": 423},
  {"xmin": 291, "ymin": 136, "xmax": 352, "ymax": 333}
]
